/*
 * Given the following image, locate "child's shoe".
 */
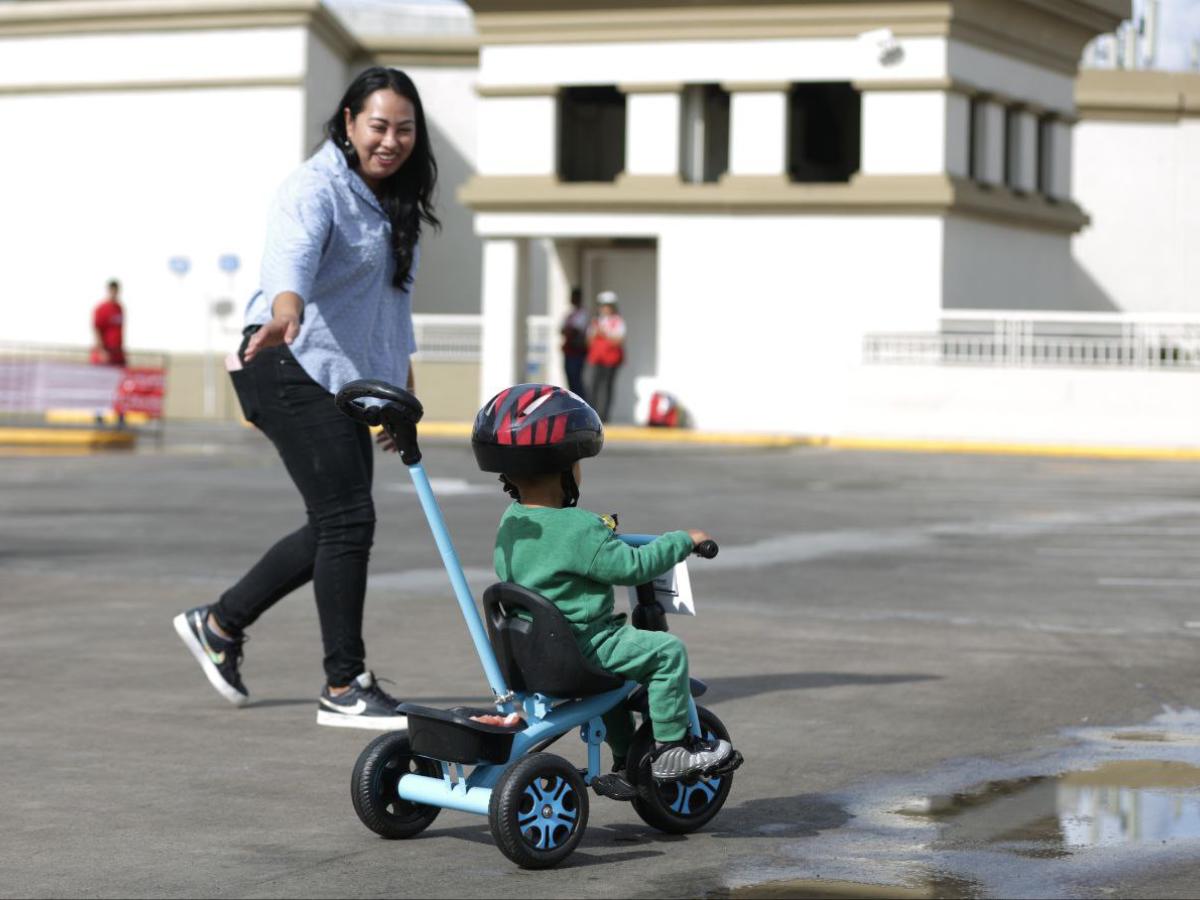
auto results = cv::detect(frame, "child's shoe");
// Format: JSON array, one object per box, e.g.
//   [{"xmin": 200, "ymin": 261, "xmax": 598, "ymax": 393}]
[
  {"xmin": 173, "ymin": 605, "xmax": 249, "ymax": 707},
  {"xmin": 316, "ymin": 671, "xmax": 408, "ymax": 730},
  {"xmin": 649, "ymin": 734, "xmax": 734, "ymax": 781}
]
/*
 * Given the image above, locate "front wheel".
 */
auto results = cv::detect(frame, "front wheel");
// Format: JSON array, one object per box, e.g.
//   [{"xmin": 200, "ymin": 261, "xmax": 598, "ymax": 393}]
[
  {"xmin": 626, "ymin": 705, "xmax": 734, "ymax": 834},
  {"xmin": 351, "ymin": 731, "xmax": 441, "ymax": 839},
  {"xmin": 488, "ymin": 752, "xmax": 589, "ymax": 869}
]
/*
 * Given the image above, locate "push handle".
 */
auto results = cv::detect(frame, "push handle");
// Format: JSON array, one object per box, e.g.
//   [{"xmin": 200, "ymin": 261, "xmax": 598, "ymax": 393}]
[
  {"xmin": 335, "ymin": 378, "xmax": 425, "ymax": 466},
  {"xmin": 692, "ymin": 539, "xmax": 719, "ymax": 559}
]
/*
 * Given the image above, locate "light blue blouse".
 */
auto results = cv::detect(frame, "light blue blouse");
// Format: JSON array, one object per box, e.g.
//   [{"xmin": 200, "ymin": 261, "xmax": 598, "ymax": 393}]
[{"xmin": 245, "ymin": 140, "xmax": 419, "ymax": 395}]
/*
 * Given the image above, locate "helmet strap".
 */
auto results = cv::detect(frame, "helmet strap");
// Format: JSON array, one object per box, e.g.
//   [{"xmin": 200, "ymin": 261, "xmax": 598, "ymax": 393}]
[
  {"xmin": 561, "ymin": 470, "xmax": 580, "ymax": 508},
  {"xmin": 499, "ymin": 474, "xmax": 521, "ymax": 501}
]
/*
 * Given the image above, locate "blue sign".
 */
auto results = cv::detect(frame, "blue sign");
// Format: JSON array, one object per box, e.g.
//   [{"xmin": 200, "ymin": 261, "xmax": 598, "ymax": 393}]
[
  {"xmin": 168, "ymin": 256, "xmax": 191, "ymax": 276},
  {"xmin": 218, "ymin": 254, "xmax": 240, "ymax": 274}
]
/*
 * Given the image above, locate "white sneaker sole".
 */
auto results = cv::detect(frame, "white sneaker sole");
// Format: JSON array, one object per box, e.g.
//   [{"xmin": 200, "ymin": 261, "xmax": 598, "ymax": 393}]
[
  {"xmin": 173, "ymin": 612, "xmax": 249, "ymax": 708},
  {"xmin": 316, "ymin": 709, "xmax": 408, "ymax": 731}
]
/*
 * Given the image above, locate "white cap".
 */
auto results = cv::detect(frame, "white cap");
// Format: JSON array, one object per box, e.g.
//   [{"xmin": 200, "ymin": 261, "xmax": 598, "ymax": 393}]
[{"xmin": 596, "ymin": 290, "xmax": 619, "ymax": 307}]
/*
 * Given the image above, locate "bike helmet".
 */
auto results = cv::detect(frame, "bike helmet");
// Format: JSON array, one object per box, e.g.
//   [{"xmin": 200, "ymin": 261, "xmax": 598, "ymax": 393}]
[{"xmin": 472, "ymin": 384, "xmax": 603, "ymax": 507}]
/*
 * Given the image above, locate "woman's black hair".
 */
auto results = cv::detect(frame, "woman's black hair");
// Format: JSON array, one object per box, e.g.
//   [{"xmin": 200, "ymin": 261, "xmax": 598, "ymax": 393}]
[{"xmin": 325, "ymin": 67, "xmax": 440, "ymax": 289}]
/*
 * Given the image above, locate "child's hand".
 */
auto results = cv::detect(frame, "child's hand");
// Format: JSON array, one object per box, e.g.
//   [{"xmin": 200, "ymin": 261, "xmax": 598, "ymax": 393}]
[{"xmin": 687, "ymin": 529, "xmax": 711, "ymax": 546}]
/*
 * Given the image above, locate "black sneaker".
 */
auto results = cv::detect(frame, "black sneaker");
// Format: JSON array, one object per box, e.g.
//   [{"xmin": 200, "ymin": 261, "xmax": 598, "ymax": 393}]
[
  {"xmin": 173, "ymin": 605, "xmax": 249, "ymax": 707},
  {"xmin": 316, "ymin": 671, "xmax": 407, "ymax": 730},
  {"xmin": 649, "ymin": 734, "xmax": 734, "ymax": 782}
]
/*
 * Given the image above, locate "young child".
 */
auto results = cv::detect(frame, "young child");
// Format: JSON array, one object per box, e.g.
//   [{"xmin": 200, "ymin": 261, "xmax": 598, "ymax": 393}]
[{"xmin": 472, "ymin": 384, "xmax": 734, "ymax": 782}]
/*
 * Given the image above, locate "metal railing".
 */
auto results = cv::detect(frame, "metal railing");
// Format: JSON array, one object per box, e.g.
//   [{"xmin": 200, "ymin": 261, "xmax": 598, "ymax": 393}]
[
  {"xmin": 412, "ymin": 314, "xmax": 553, "ymax": 370},
  {"xmin": 0, "ymin": 342, "xmax": 168, "ymax": 436},
  {"xmin": 864, "ymin": 311, "xmax": 1200, "ymax": 370}
]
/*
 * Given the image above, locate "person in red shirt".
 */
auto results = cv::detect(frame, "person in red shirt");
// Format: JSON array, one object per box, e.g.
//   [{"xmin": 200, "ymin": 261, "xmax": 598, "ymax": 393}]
[
  {"xmin": 91, "ymin": 279, "xmax": 126, "ymax": 367},
  {"xmin": 586, "ymin": 290, "xmax": 626, "ymax": 423}
]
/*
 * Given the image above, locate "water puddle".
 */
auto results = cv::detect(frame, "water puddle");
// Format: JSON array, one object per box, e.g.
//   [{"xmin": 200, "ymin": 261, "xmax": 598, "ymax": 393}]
[
  {"xmin": 899, "ymin": 760, "xmax": 1200, "ymax": 853},
  {"xmin": 730, "ymin": 874, "xmax": 980, "ymax": 899},
  {"xmin": 726, "ymin": 710, "xmax": 1200, "ymax": 899}
]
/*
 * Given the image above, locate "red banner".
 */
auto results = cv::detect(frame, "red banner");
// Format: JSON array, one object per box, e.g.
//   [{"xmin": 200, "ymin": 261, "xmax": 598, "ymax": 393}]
[{"xmin": 113, "ymin": 367, "xmax": 166, "ymax": 418}]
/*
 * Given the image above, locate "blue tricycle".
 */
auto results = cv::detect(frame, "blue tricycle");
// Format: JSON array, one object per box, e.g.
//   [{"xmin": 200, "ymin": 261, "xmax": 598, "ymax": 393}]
[{"xmin": 335, "ymin": 379, "xmax": 741, "ymax": 869}]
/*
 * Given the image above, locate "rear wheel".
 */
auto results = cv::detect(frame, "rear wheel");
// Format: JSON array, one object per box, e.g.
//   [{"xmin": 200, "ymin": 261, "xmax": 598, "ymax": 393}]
[
  {"xmin": 489, "ymin": 752, "xmax": 589, "ymax": 869},
  {"xmin": 626, "ymin": 705, "xmax": 734, "ymax": 834},
  {"xmin": 351, "ymin": 731, "xmax": 441, "ymax": 839}
]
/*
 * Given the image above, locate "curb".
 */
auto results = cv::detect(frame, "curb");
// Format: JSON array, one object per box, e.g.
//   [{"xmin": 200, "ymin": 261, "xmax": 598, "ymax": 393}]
[{"xmin": 0, "ymin": 427, "xmax": 137, "ymax": 449}]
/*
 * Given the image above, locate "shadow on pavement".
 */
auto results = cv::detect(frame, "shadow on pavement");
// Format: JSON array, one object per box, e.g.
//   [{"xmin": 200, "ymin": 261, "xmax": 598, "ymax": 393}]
[
  {"xmin": 708, "ymin": 793, "xmax": 852, "ymax": 838},
  {"xmin": 703, "ymin": 671, "xmax": 941, "ymax": 704}
]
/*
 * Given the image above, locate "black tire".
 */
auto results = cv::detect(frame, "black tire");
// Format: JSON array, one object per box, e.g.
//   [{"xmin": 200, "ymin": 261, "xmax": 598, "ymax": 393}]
[
  {"xmin": 488, "ymin": 753, "xmax": 589, "ymax": 869},
  {"xmin": 626, "ymin": 705, "xmax": 734, "ymax": 834},
  {"xmin": 351, "ymin": 731, "xmax": 442, "ymax": 839}
]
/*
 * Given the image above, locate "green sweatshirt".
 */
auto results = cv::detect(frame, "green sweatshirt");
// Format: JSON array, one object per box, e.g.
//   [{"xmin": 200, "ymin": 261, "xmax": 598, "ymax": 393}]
[{"xmin": 493, "ymin": 504, "xmax": 695, "ymax": 634}]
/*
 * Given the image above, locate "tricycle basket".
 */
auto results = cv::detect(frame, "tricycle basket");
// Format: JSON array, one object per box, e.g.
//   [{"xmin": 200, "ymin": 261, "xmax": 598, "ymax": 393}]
[{"xmin": 398, "ymin": 703, "xmax": 524, "ymax": 765}]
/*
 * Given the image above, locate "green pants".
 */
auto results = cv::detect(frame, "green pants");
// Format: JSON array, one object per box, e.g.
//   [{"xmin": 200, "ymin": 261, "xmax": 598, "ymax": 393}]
[{"xmin": 580, "ymin": 621, "xmax": 691, "ymax": 757}]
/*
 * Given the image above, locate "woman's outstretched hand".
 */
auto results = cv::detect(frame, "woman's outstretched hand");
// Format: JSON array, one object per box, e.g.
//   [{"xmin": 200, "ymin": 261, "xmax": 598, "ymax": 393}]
[{"xmin": 243, "ymin": 314, "xmax": 300, "ymax": 362}]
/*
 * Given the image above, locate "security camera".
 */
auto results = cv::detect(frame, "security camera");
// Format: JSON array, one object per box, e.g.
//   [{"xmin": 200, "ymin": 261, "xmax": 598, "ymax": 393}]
[{"xmin": 859, "ymin": 27, "xmax": 905, "ymax": 67}]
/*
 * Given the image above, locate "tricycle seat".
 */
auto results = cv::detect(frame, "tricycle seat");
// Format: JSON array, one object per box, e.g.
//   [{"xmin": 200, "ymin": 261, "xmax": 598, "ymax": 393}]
[{"xmin": 483, "ymin": 582, "xmax": 625, "ymax": 698}]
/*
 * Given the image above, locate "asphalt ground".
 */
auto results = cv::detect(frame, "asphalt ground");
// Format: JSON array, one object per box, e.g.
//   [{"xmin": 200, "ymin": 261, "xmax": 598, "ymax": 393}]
[{"xmin": 4, "ymin": 424, "xmax": 1200, "ymax": 898}]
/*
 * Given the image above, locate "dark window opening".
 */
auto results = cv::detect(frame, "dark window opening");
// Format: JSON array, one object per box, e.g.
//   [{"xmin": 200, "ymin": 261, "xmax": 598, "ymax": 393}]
[
  {"xmin": 680, "ymin": 84, "xmax": 730, "ymax": 183},
  {"xmin": 1037, "ymin": 116, "xmax": 1055, "ymax": 197},
  {"xmin": 787, "ymin": 82, "xmax": 861, "ymax": 183},
  {"xmin": 558, "ymin": 86, "xmax": 626, "ymax": 183},
  {"xmin": 968, "ymin": 97, "xmax": 984, "ymax": 182},
  {"xmin": 1004, "ymin": 107, "xmax": 1021, "ymax": 191}
]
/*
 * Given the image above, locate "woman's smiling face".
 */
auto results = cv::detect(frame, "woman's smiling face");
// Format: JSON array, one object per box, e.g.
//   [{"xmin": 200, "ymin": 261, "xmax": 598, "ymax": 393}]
[{"xmin": 343, "ymin": 88, "xmax": 416, "ymax": 190}]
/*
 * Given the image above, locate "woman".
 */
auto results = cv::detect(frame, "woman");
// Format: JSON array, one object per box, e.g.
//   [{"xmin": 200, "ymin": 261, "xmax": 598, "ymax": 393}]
[
  {"xmin": 173, "ymin": 67, "xmax": 438, "ymax": 729},
  {"xmin": 587, "ymin": 291, "xmax": 626, "ymax": 423}
]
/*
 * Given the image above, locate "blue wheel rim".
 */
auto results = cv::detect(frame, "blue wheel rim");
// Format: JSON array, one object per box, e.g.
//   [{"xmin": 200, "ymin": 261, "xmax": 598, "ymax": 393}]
[
  {"xmin": 518, "ymin": 775, "xmax": 580, "ymax": 850},
  {"xmin": 654, "ymin": 727, "xmax": 725, "ymax": 817},
  {"xmin": 661, "ymin": 775, "xmax": 721, "ymax": 815}
]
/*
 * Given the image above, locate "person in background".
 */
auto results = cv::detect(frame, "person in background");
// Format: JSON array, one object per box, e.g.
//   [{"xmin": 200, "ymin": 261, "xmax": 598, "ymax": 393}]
[
  {"xmin": 173, "ymin": 66, "xmax": 440, "ymax": 730},
  {"xmin": 91, "ymin": 279, "xmax": 126, "ymax": 367},
  {"xmin": 560, "ymin": 286, "xmax": 589, "ymax": 400},
  {"xmin": 587, "ymin": 290, "xmax": 626, "ymax": 423}
]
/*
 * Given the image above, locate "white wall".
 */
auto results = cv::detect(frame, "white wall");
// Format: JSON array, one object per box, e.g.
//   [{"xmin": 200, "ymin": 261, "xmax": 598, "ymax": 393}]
[
  {"xmin": 475, "ymin": 211, "xmax": 944, "ymax": 434},
  {"xmin": 477, "ymin": 96, "xmax": 557, "ymax": 175},
  {"xmin": 862, "ymin": 91, "xmax": 955, "ymax": 175},
  {"xmin": 1073, "ymin": 117, "xmax": 1200, "ymax": 314},
  {"xmin": 844, "ymin": 364, "xmax": 1200, "ymax": 447},
  {"xmin": 0, "ymin": 27, "xmax": 308, "ymax": 86},
  {"xmin": 0, "ymin": 86, "xmax": 304, "ymax": 354},
  {"xmin": 479, "ymin": 36, "xmax": 948, "ymax": 88},
  {"xmin": 304, "ymin": 33, "xmax": 350, "ymax": 154},
  {"xmin": 943, "ymin": 216, "xmax": 1079, "ymax": 310},
  {"xmin": 0, "ymin": 25, "xmax": 319, "ymax": 355},
  {"xmin": 402, "ymin": 65, "xmax": 484, "ymax": 315},
  {"xmin": 946, "ymin": 40, "xmax": 1077, "ymax": 113}
]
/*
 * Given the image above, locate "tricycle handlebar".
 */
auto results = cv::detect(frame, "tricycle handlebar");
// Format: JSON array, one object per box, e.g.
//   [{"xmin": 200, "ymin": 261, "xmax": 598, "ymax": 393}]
[{"xmin": 335, "ymin": 378, "xmax": 425, "ymax": 465}]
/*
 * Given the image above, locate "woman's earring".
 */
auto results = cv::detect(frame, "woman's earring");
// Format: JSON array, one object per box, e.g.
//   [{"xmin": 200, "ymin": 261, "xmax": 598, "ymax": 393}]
[{"xmin": 343, "ymin": 138, "xmax": 351, "ymax": 148}]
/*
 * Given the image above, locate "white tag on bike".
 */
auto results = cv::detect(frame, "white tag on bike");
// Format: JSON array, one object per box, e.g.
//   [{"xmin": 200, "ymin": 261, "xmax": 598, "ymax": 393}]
[{"xmin": 627, "ymin": 559, "xmax": 695, "ymax": 616}]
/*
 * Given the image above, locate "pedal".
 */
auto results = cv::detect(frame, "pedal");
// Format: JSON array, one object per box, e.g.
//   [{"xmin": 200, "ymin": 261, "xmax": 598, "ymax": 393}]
[
  {"xmin": 708, "ymin": 750, "xmax": 744, "ymax": 778},
  {"xmin": 591, "ymin": 773, "xmax": 639, "ymax": 801}
]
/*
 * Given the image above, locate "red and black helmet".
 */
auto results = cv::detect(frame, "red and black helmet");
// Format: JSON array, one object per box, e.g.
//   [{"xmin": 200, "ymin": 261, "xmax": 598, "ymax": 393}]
[{"xmin": 472, "ymin": 384, "xmax": 603, "ymax": 476}]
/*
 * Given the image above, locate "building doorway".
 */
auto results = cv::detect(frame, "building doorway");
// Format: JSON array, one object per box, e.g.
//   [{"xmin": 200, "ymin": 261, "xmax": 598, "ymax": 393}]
[{"xmin": 581, "ymin": 246, "xmax": 657, "ymax": 424}]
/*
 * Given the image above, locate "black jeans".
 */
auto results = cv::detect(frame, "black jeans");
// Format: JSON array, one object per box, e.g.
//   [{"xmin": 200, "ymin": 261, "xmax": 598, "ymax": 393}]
[
  {"xmin": 564, "ymin": 354, "xmax": 587, "ymax": 402},
  {"xmin": 589, "ymin": 364, "xmax": 619, "ymax": 423},
  {"xmin": 214, "ymin": 339, "xmax": 375, "ymax": 686}
]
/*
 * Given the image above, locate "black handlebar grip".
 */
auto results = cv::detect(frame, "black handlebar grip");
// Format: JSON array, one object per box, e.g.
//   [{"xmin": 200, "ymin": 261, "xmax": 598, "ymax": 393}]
[
  {"xmin": 335, "ymin": 379, "xmax": 425, "ymax": 466},
  {"xmin": 692, "ymin": 539, "xmax": 719, "ymax": 559}
]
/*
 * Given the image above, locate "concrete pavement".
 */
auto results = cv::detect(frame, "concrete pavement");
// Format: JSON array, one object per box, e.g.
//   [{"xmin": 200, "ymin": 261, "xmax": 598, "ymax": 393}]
[{"xmin": 4, "ymin": 424, "xmax": 1200, "ymax": 897}]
